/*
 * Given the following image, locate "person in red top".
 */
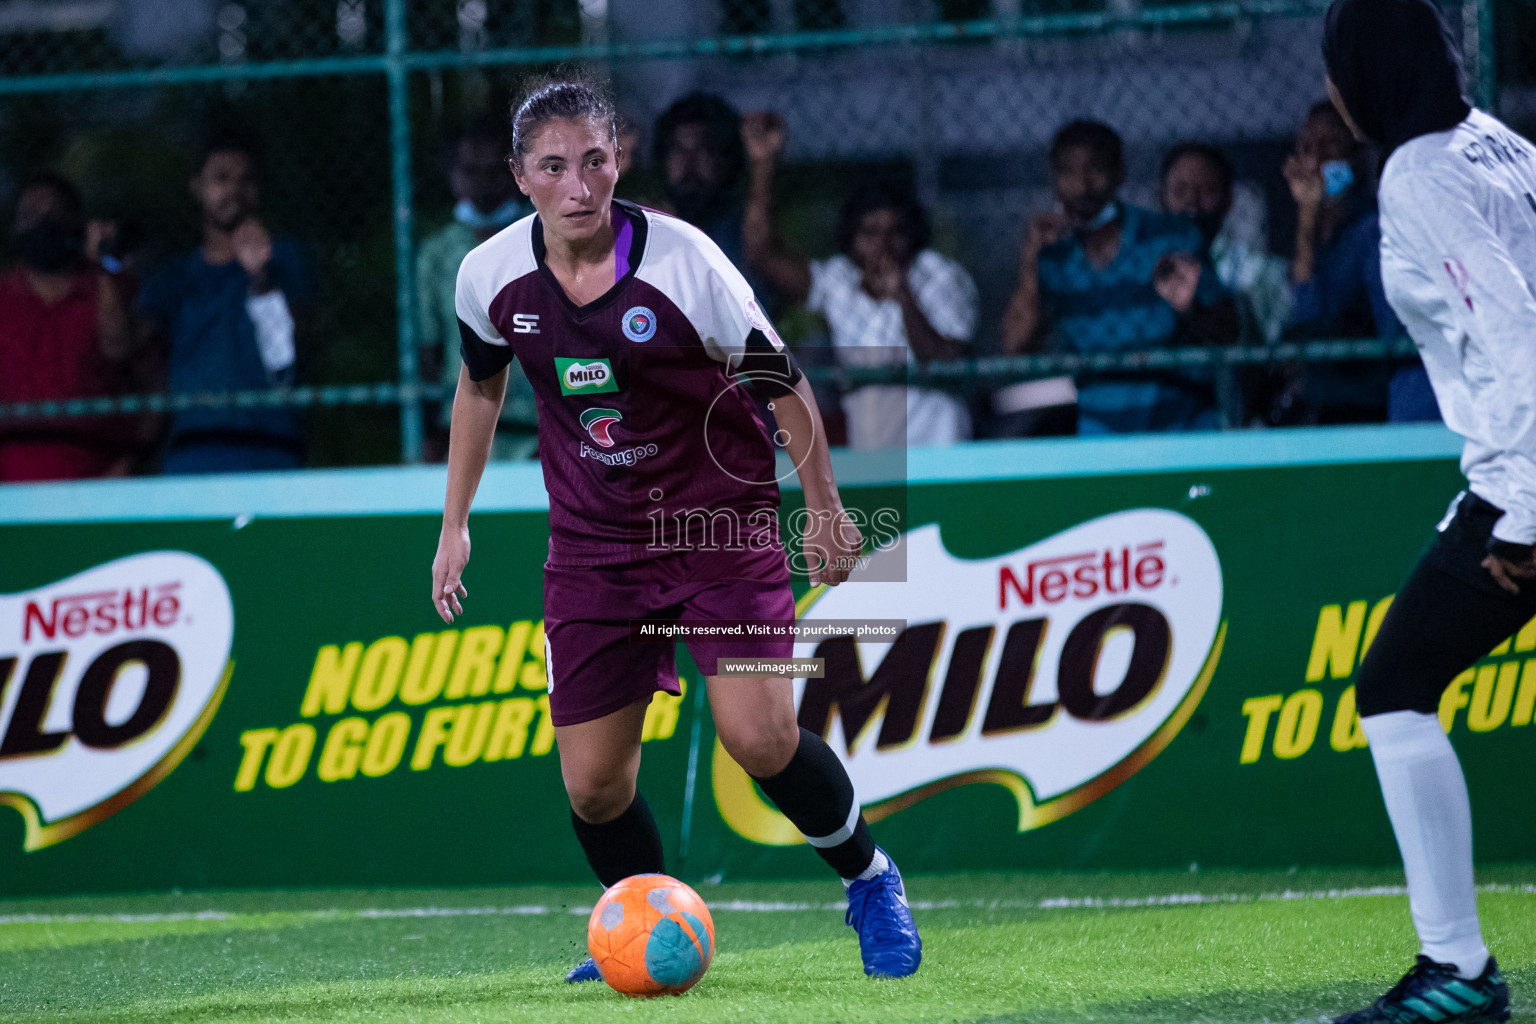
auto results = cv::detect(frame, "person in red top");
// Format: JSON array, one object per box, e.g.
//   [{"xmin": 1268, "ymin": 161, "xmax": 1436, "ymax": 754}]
[{"xmin": 0, "ymin": 172, "xmax": 134, "ymax": 482}]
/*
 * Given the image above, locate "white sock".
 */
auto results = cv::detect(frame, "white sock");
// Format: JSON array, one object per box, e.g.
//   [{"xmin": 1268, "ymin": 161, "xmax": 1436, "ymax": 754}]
[
  {"xmin": 1361, "ymin": 711, "xmax": 1489, "ymax": 979},
  {"xmin": 842, "ymin": 848, "xmax": 889, "ymax": 886}
]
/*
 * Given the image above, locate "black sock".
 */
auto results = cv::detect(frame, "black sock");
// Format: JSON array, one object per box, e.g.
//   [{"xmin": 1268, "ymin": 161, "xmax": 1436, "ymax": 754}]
[
  {"xmin": 752, "ymin": 727, "xmax": 877, "ymax": 879},
  {"xmin": 569, "ymin": 793, "xmax": 665, "ymax": 888}
]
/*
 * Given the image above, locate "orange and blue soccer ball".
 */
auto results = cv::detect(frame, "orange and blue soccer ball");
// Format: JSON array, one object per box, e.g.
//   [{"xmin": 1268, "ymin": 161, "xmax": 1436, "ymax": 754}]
[{"xmin": 587, "ymin": 873, "xmax": 715, "ymax": 996}]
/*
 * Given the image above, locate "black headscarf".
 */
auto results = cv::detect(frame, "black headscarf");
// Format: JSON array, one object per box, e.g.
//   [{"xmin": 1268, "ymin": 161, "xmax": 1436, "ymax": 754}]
[{"xmin": 1323, "ymin": 0, "xmax": 1471, "ymax": 162}]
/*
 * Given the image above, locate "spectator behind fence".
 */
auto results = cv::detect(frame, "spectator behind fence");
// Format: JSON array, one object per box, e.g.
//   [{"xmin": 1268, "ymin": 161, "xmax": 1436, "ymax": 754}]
[
  {"xmin": 1277, "ymin": 101, "xmax": 1433, "ymax": 424},
  {"xmin": 1002, "ymin": 120, "xmax": 1238, "ymax": 435},
  {"xmin": 742, "ymin": 111, "xmax": 976, "ymax": 449},
  {"xmin": 653, "ymin": 92, "xmax": 786, "ymax": 313},
  {"xmin": 137, "ymin": 133, "xmax": 315, "ymax": 473},
  {"xmin": 0, "ymin": 172, "xmax": 137, "ymax": 482},
  {"xmin": 417, "ymin": 117, "xmax": 535, "ymax": 462},
  {"xmin": 1160, "ymin": 141, "xmax": 1292, "ymax": 344}
]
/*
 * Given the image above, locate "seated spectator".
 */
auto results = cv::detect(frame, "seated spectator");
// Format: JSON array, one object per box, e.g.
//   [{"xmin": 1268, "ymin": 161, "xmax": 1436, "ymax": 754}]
[
  {"xmin": 1278, "ymin": 101, "xmax": 1432, "ymax": 423},
  {"xmin": 0, "ymin": 171, "xmax": 137, "ymax": 482},
  {"xmin": 741, "ymin": 112, "xmax": 976, "ymax": 450},
  {"xmin": 1003, "ymin": 120, "xmax": 1237, "ymax": 435},
  {"xmin": 137, "ymin": 132, "xmax": 315, "ymax": 474},
  {"xmin": 1160, "ymin": 141, "xmax": 1292, "ymax": 344},
  {"xmin": 417, "ymin": 116, "xmax": 535, "ymax": 462}
]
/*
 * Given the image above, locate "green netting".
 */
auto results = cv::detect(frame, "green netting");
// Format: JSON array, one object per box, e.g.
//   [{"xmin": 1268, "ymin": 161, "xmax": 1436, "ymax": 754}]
[{"xmin": 0, "ymin": 0, "xmax": 1519, "ymax": 465}]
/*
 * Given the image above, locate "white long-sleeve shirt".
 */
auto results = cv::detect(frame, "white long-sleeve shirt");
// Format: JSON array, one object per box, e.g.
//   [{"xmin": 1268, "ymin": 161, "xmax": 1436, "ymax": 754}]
[{"xmin": 1379, "ymin": 108, "xmax": 1536, "ymax": 544}]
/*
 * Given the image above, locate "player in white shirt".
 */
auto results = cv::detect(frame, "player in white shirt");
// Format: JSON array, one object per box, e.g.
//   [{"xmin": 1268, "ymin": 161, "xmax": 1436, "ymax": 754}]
[{"xmin": 1321, "ymin": 0, "xmax": 1532, "ymax": 1021}]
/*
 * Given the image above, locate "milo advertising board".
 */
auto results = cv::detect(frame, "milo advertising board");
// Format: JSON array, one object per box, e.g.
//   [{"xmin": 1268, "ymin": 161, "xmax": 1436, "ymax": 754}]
[
  {"xmin": 716, "ymin": 510, "xmax": 1224, "ymax": 846},
  {"xmin": 0, "ymin": 553, "xmax": 233, "ymax": 851},
  {"xmin": 2, "ymin": 425, "xmax": 1532, "ymax": 896}
]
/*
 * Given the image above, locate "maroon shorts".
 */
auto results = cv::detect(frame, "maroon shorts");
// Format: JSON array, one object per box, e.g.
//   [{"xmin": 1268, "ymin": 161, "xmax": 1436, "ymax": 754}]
[{"xmin": 542, "ymin": 545, "xmax": 795, "ymax": 727}]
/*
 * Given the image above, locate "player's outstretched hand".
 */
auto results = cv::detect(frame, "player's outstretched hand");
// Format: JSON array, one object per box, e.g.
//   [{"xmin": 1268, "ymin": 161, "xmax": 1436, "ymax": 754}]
[
  {"xmin": 432, "ymin": 525, "xmax": 471, "ymax": 623},
  {"xmin": 802, "ymin": 504, "xmax": 864, "ymax": 588},
  {"xmin": 1482, "ymin": 552, "xmax": 1536, "ymax": 596}
]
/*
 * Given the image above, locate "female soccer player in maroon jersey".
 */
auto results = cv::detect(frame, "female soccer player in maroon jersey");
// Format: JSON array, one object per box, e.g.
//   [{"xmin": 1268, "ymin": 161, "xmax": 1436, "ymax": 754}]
[{"xmin": 428, "ymin": 75, "xmax": 921, "ymax": 982}]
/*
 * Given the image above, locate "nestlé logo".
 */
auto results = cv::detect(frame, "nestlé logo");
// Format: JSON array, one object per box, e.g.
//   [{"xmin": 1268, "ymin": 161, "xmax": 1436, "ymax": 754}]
[{"xmin": 0, "ymin": 552, "xmax": 234, "ymax": 850}]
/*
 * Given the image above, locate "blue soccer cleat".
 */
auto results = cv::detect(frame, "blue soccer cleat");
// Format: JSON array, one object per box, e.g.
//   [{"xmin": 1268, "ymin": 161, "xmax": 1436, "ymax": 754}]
[
  {"xmin": 844, "ymin": 848, "xmax": 921, "ymax": 978},
  {"xmin": 565, "ymin": 956, "xmax": 603, "ymax": 984},
  {"xmin": 1333, "ymin": 955, "xmax": 1509, "ymax": 1023}
]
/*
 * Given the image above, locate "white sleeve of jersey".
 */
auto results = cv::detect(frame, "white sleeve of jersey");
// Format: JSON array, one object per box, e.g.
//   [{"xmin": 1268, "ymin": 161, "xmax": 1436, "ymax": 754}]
[
  {"xmin": 454, "ymin": 253, "xmax": 505, "ymax": 346},
  {"xmin": 640, "ymin": 215, "xmax": 786, "ymax": 366},
  {"xmin": 1383, "ymin": 159, "xmax": 1536, "ymax": 544}
]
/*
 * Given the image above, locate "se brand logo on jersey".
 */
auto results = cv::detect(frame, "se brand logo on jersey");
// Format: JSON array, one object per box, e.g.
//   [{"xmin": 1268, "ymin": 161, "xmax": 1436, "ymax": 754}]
[
  {"xmin": 556, "ymin": 358, "xmax": 619, "ymax": 396},
  {"xmin": 0, "ymin": 552, "xmax": 235, "ymax": 851},
  {"xmin": 622, "ymin": 306, "xmax": 657, "ymax": 343},
  {"xmin": 511, "ymin": 313, "xmax": 540, "ymax": 334},
  {"xmin": 580, "ymin": 407, "xmax": 623, "ymax": 447},
  {"xmin": 713, "ymin": 510, "xmax": 1225, "ymax": 846}
]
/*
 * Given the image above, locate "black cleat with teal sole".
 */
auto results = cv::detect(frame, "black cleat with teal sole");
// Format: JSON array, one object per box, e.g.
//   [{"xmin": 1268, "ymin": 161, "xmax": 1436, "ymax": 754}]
[{"xmin": 1334, "ymin": 955, "xmax": 1509, "ymax": 1024}]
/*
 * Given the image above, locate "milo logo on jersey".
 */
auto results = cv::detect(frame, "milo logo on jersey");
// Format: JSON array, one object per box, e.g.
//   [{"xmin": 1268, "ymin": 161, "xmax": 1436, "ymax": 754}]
[
  {"xmin": 0, "ymin": 552, "xmax": 234, "ymax": 850},
  {"xmin": 557, "ymin": 358, "xmax": 618, "ymax": 396},
  {"xmin": 714, "ymin": 510, "xmax": 1225, "ymax": 845}
]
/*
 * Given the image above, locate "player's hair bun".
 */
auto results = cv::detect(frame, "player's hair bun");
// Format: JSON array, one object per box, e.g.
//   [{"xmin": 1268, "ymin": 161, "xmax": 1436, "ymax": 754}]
[{"xmin": 510, "ymin": 69, "xmax": 618, "ymax": 161}]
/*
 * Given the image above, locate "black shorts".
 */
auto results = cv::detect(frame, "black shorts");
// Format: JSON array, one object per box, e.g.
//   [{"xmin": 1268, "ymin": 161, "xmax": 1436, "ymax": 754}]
[{"xmin": 1356, "ymin": 491, "xmax": 1536, "ymax": 717}]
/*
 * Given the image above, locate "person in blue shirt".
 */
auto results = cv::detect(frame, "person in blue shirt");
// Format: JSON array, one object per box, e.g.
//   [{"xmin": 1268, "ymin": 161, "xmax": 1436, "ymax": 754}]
[
  {"xmin": 137, "ymin": 132, "xmax": 315, "ymax": 473},
  {"xmin": 1002, "ymin": 120, "xmax": 1238, "ymax": 434},
  {"xmin": 1278, "ymin": 101, "xmax": 1437, "ymax": 423}
]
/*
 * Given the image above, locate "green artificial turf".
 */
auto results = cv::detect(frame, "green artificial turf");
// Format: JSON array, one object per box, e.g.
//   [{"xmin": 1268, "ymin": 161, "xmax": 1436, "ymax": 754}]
[{"xmin": 2, "ymin": 867, "xmax": 1533, "ymax": 1023}]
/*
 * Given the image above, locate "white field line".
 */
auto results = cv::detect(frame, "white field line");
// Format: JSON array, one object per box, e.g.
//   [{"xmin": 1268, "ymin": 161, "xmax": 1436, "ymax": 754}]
[{"xmin": 2, "ymin": 883, "xmax": 1532, "ymax": 927}]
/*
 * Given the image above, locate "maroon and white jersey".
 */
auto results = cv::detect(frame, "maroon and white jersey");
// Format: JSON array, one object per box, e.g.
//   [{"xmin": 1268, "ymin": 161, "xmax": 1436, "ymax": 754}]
[{"xmin": 455, "ymin": 200, "xmax": 793, "ymax": 566}]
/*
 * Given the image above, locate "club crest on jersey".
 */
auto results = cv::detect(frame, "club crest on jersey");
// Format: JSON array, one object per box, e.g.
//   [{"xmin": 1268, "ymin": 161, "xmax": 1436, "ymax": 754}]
[
  {"xmin": 580, "ymin": 407, "xmax": 623, "ymax": 448},
  {"xmin": 556, "ymin": 358, "xmax": 618, "ymax": 396},
  {"xmin": 621, "ymin": 306, "xmax": 657, "ymax": 343}
]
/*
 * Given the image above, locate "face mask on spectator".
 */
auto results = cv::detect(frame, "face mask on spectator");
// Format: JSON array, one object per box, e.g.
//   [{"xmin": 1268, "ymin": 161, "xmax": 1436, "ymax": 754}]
[
  {"xmin": 1321, "ymin": 160, "xmax": 1355, "ymax": 203},
  {"xmin": 454, "ymin": 197, "xmax": 521, "ymax": 232},
  {"xmin": 1078, "ymin": 200, "xmax": 1120, "ymax": 233},
  {"xmin": 14, "ymin": 217, "xmax": 83, "ymax": 273}
]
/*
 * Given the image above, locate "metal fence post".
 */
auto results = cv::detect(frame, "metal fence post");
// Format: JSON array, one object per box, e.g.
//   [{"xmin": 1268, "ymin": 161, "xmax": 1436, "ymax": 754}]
[
  {"xmin": 1477, "ymin": 0, "xmax": 1497, "ymax": 111},
  {"xmin": 1462, "ymin": 0, "xmax": 1497, "ymax": 110},
  {"xmin": 386, "ymin": 0, "xmax": 423, "ymax": 464}
]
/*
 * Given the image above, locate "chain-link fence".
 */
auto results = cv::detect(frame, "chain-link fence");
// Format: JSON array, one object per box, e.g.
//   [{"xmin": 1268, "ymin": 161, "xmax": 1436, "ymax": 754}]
[{"xmin": 0, "ymin": 0, "xmax": 1522, "ymax": 472}]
